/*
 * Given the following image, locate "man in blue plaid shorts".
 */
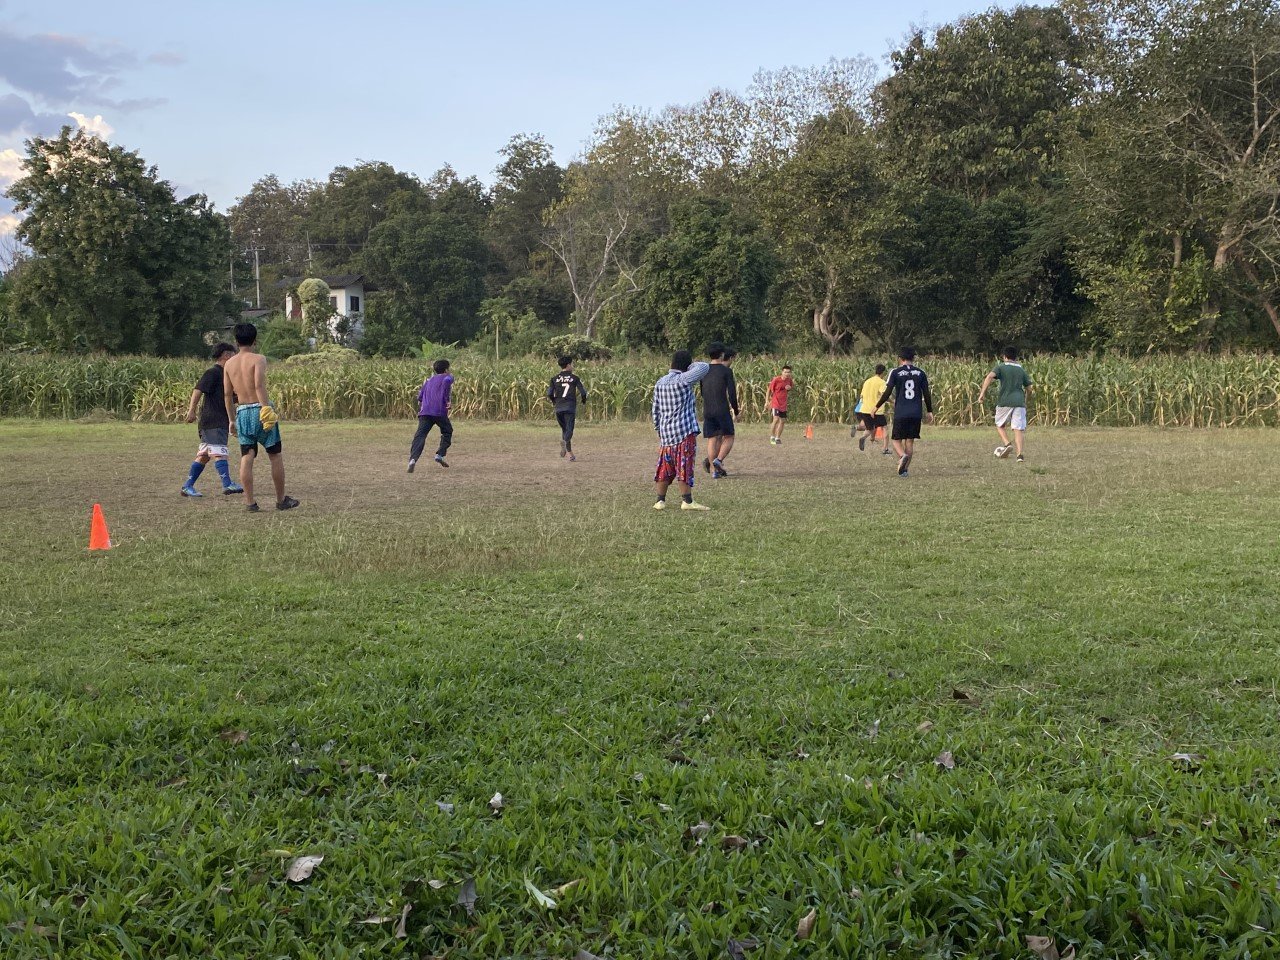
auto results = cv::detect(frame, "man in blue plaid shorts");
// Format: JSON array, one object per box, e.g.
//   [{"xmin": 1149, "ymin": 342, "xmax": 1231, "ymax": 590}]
[{"xmin": 652, "ymin": 349, "xmax": 712, "ymax": 512}]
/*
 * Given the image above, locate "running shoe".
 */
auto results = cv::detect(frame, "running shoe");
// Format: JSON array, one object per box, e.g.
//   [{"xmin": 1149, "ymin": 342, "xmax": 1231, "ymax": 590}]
[
  {"xmin": 181, "ymin": 484, "xmax": 202, "ymax": 498},
  {"xmin": 858, "ymin": 434, "xmax": 867, "ymax": 451},
  {"xmin": 276, "ymin": 496, "xmax": 300, "ymax": 511},
  {"xmin": 435, "ymin": 455, "xmax": 449, "ymax": 468},
  {"xmin": 680, "ymin": 500, "xmax": 711, "ymax": 511},
  {"xmin": 653, "ymin": 499, "xmax": 667, "ymax": 511},
  {"xmin": 407, "ymin": 459, "xmax": 416, "ymax": 473},
  {"xmin": 222, "ymin": 483, "xmax": 244, "ymax": 494}
]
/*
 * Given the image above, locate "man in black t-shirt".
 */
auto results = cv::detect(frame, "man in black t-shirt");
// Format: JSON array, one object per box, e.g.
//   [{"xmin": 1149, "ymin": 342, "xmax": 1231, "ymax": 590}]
[
  {"xmin": 875, "ymin": 346, "xmax": 934, "ymax": 478},
  {"xmin": 701, "ymin": 343, "xmax": 739, "ymax": 478},
  {"xmin": 181, "ymin": 342, "xmax": 243, "ymax": 497},
  {"xmin": 547, "ymin": 355, "xmax": 588, "ymax": 460}
]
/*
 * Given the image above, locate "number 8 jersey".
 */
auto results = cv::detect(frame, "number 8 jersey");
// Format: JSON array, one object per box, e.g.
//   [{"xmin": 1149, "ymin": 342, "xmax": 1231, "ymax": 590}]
[{"xmin": 879, "ymin": 364, "xmax": 933, "ymax": 419}]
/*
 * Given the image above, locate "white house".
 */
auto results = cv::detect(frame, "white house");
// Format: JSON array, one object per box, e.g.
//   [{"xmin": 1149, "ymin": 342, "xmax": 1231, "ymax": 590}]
[{"xmin": 281, "ymin": 275, "xmax": 375, "ymax": 343}]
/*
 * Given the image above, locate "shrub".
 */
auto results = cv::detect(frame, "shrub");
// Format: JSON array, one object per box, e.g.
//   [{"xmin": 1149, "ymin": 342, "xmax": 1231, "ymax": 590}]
[{"xmin": 545, "ymin": 334, "xmax": 612, "ymax": 362}]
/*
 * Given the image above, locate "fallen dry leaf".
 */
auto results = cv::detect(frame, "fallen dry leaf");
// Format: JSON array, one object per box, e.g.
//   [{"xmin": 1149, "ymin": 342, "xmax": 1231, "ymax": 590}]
[
  {"xmin": 159, "ymin": 776, "xmax": 187, "ymax": 789},
  {"xmin": 867, "ymin": 720, "xmax": 880, "ymax": 740},
  {"xmin": 727, "ymin": 937, "xmax": 760, "ymax": 959},
  {"xmin": 848, "ymin": 884, "xmax": 863, "ymax": 899},
  {"xmin": 951, "ymin": 688, "xmax": 974, "ymax": 702},
  {"xmin": 285, "ymin": 855, "xmax": 324, "ymax": 883},
  {"xmin": 721, "ymin": 834, "xmax": 750, "ymax": 851},
  {"xmin": 797, "ymin": 907, "xmax": 817, "ymax": 940},
  {"xmin": 218, "ymin": 729, "xmax": 248, "ymax": 746},
  {"xmin": 658, "ymin": 802, "xmax": 673, "ymax": 813},
  {"xmin": 934, "ymin": 751, "xmax": 956, "ymax": 770},
  {"xmin": 524, "ymin": 875, "xmax": 556, "ymax": 909},
  {"xmin": 5, "ymin": 922, "xmax": 56, "ymax": 940},
  {"xmin": 552, "ymin": 879, "xmax": 583, "ymax": 897},
  {"xmin": 357, "ymin": 915, "xmax": 396, "ymax": 926},
  {"xmin": 488, "ymin": 792, "xmax": 504, "ymax": 814},
  {"xmin": 394, "ymin": 902, "xmax": 411, "ymax": 938},
  {"xmin": 683, "ymin": 820, "xmax": 712, "ymax": 842},
  {"xmin": 701, "ymin": 900, "xmax": 726, "ymax": 914},
  {"xmin": 427, "ymin": 879, "xmax": 448, "ymax": 890},
  {"xmin": 916, "ymin": 720, "xmax": 934, "ymax": 733},
  {"xmin": 435, "ymin": 801, "xmax": 454, "ymax": 815},
  {"xmin": 457, "ymin": 877, "xmax": 477, "ymax": 915},
  {"xmin": 574, "ymin": 951, "xmax": 603, "ymax": 960},
  {"xmin": 1025, "ymin": 934, "xmax": 1060, "ymax": 959},
  {"xmin": 1170, "ymin": 752, "xmax": 1202, "ymax": 770}
]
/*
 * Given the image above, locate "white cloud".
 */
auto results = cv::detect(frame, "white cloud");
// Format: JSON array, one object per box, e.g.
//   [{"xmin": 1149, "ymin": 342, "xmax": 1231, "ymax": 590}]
[
  {"xmin": 0, "ymin": 213, "xmax": 19, "ymax": 237},
  {"xmin": 0, "ymin": 146, "xmax": 21, "ymax": 183},
  {"xmin": 68, "ymin": 112, "xmax": 113, "ymax": 139}
]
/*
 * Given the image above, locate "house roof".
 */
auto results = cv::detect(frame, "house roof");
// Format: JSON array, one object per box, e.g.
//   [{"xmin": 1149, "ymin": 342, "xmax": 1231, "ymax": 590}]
[{"xmin": 275, "ymin": 274, "xmax": 378, "ymax": 292}]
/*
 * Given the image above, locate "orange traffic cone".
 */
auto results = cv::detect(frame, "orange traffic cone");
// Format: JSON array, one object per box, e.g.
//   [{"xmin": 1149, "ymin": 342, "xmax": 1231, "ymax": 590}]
[
  {"xmin": 804, "ymin": 423, "xmax": 815, "ymax": 440},
  {"xmin": 89, "ymin": 503, "xmax": 112, "ymax": 550}
]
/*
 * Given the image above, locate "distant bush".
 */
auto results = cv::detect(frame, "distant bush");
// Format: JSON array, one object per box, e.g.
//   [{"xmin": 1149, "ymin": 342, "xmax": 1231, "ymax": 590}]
[
  {"xmin": 283, "ymin": 345, "xmax": 361, "ymax": 366},
  {"xmin": 259, "ymin": 318, "xmax": 308, "ymax": 359},
  {"xmin": 545, "ymin": 334, "xmax": 612, "ymax": 362}
]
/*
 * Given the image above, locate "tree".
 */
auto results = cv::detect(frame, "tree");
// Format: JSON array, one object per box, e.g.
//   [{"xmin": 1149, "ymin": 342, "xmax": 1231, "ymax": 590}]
[
  {"xmin": 6, "ymin": 127, "xmax": 233, "ymax": 354},
  {"xmin": 636, "ymin": 197, "xmax": 776, "ymax": 351},
  {"xmin": 296, "ymin": 278, "xmax": 332, "ymax": 340},
  {"xmin": 759, "ymin": 110, "xmax": 896, "ymax": 352},
  {"xmin": 360, "ymin": 209, "xmax": 488, "ymax": 353},
  {"xmin": 1066, "ymin": 0, "xmax": 1280, "ymax": 346},
  {"xmin": 307, "ymin": 161, "xmax": 428, "ymax": 274},
  {"xmin": 227, "ymin": 174, "xmax": 317, "ymax": 307},
  {"xmin": 874, "ymin": 6, "xmax": 1084, "ymax": 201}
]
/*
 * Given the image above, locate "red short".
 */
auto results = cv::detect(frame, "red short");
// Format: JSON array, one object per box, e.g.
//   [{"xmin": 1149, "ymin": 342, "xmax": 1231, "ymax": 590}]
[{"xmin": 654, "ymin": 433, "xmax": 698, "ymax": 487}]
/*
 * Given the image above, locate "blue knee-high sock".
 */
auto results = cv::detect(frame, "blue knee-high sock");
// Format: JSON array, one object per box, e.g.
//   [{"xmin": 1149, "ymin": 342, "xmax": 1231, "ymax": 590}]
[
  {"xmin": 186, "ymin": 461, "xmax": 205, "ymax": 487},
  {"xmin": 214, "ymin": 459, "xmax": 233, "ymax": 487}
]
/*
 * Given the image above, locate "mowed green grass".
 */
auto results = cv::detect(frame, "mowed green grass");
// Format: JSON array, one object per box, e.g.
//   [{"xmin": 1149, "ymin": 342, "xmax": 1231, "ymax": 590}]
[{"xmin": 1, "ymin": 419, "xmax": 1278, "ymax": 960}]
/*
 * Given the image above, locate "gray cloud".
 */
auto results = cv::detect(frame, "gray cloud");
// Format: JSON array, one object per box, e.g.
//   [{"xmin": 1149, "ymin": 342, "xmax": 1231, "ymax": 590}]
[
  {"xmin": 148, "ymin": 51, "xmax": 185, "ymax": 67},
  {"xmin": 0, "ymin": 29, "xmax": 135, "ymax": 105},
  {"xmin": 0, "ymin": 92, "xmax": 67, "ymax": 139}
]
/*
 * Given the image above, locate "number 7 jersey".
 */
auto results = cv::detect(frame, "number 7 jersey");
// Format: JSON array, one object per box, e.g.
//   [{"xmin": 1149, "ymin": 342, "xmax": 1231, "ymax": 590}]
[
  {"xmin": 879, "ymin": 364, "xmax": 932, "ymax": 419},
  {"xmin": 548, "ymin": 372, "xmax": 588, "ymax": 412}
]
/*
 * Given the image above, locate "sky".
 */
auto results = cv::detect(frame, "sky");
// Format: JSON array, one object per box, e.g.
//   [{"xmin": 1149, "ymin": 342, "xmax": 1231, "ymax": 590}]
[{"xmin": 0, "ymin": 0, "xmax": 999, "ymax": 235}]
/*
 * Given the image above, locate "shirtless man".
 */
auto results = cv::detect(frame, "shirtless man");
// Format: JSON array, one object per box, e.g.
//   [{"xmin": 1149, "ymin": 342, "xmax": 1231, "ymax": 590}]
[{"xmin": 223, "ymin": 322, "xmax": 300, "ymax": 512}]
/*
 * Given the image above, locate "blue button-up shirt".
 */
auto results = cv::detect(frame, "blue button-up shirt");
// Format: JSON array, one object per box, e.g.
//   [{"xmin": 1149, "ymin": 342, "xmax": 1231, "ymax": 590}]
[{"xmin": 652, "ymin": 362, "xmax": 710, "ymax": 446}]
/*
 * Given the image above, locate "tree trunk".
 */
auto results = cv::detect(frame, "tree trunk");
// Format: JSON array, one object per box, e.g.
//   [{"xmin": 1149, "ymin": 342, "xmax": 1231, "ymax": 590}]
[
  {"xmin": 812, "ymin": 268, "xmax": 844, "ymax": 354},
  {"xmin": 1238, "ymin": 257, "xmax": 1280, "ymax": 340},
  {"xmin": 1198, "ymin": 228, "xmax": 1237, "ymax": 348}
]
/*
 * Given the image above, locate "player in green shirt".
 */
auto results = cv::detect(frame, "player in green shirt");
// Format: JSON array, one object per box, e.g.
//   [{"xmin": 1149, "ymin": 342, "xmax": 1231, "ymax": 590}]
[{"xmin": 977, "ymin": 346, "xmax": 1034, "ymax": 462}]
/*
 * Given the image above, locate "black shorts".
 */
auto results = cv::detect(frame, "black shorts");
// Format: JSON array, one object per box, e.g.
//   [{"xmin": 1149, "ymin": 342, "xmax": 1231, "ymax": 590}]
[
  {"xmin": 241, "ymin": 440, "xmax": 283, "ymax": 456},
  {"xmin": 891, "ymin": 417, "xmax": 922, "ymax": 441},
  {"xmin": 703, "ymin": 413, "xmax": 735, "ymax": 438},
  {"xmin": 858, "ymin": 413, "xmax": 887, "ymax": 430},
  {"xmin": 772, "ymin": 409, "xmax": 788, "ymax": 419}
]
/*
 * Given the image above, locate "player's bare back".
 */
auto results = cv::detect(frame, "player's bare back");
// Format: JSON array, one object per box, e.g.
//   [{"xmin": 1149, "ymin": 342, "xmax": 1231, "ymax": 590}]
[{"xmin": 224, "ymin": 352, "xmax": 267, "ymax": 405}]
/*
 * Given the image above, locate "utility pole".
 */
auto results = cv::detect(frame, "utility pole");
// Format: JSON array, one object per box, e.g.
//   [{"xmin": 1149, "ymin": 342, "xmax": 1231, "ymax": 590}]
[
  {"xmin": 253, "ymin": 233, "xmax": 261, "ymax": 309},
  {"xmin": 229, "ymin": 252, "xmax": 235, "ymax": 295}
]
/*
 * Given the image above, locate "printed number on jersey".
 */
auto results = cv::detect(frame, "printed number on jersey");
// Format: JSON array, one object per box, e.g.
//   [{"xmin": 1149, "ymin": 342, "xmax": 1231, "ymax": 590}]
[{"xmin": 904, "ymin": 380, "xmax": 916, "ymax": 400}]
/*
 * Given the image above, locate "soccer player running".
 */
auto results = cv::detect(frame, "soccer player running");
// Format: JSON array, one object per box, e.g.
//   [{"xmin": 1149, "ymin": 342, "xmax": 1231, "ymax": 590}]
[
  {"xmin": 767, "ymin": 364, "xmax": 794, "ymax": 445},
  {"xmin": 875, "ymin": 347, "xmax": 934, "ymax": 478},
  {"xmin": 977, "ymin": 345, "xmax": 1033, "ymax": 462},
  {"xmin": 181, "ymin": 342, "xmax": 244, "ymax": 498},
  {"xmin": 652, "ymin": 349, "xmax": 712, "ymax": 512},
  {"xmin": 547, "ymin": 355, "xmax": 588, "ymax": 461},
  {"xmin": 701, "ymin": 343, "xmax": 739, "ymax": 479},
  {"xmin": 856, "ymin": 363, "xmax": 891, "ymax": 456},
  {"xmin": 408, "ymin": 359, "xmax": 454, "ymax": 471},
  {"xmin": 223, "ymin": 322, "xmax": 299, "ymax": 512}
]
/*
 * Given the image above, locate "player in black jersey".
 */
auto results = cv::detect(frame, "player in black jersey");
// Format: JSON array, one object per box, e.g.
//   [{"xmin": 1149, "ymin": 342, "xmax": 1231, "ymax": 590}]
[
  {"xmin": 875, "ymin": 347, "xmax": 934, "ymax": 478},
  {"xmin": 547, "ymin": 355, "xmax": 588, "ymax": 460}
]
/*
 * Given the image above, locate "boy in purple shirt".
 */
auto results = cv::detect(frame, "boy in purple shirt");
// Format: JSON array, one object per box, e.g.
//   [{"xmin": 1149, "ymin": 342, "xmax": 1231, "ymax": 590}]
[{"xmin": 408, "ymin": 359, "xmax": 454, "ymax": 471}]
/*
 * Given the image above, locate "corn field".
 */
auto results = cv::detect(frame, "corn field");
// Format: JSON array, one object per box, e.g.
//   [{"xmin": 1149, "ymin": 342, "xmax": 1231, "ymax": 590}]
[{"xmin": 2, "ymin": 353, "xmax": 1278, "ymax": 427}]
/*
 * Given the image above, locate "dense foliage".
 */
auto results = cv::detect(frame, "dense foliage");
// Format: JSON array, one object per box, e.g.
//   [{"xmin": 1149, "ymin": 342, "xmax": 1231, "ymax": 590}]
[{"xmin": 1, "ymin": 0, "xmax": 1277, "ymax": 356}]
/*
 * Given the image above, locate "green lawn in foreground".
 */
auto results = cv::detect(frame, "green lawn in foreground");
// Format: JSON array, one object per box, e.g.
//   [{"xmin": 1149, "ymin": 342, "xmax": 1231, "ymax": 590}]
[{"xmin": 1, "ymin": 419, "xmax": 1278, "ymax": 959}]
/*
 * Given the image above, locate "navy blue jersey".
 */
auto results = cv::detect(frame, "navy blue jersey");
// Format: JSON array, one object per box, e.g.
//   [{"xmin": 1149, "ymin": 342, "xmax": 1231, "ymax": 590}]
[
  {"xmin": 548, "ymin": 372, "xmax": 587, "ymax": 412},
  {"xmin": 877, "ymin": 364, "xmax": 933, "ymax": 419}
]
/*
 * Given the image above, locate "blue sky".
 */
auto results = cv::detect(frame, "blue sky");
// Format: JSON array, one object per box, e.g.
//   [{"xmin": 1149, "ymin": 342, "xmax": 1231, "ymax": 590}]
[{"xmin": 1, "ymin": 0, "xmax": 999, "ymax": 230}]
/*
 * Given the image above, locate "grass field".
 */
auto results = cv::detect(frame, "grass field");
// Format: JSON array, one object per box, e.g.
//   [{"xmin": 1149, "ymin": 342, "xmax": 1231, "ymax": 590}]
[{"xmin": 1, "ymin": 418, "xmax": 1279, "ymax": 959}]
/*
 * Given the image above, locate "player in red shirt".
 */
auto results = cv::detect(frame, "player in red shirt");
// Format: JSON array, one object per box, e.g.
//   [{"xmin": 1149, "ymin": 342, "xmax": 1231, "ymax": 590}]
[{"xmin": 768, "ymin": 365, "xmax": 793, "ymax": 445}]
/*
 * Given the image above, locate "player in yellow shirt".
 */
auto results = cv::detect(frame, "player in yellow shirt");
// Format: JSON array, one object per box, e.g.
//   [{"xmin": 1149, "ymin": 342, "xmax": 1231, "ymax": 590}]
[{"xmin": 855, "ymin": 364, "xmax": 891, "ymax": 455}]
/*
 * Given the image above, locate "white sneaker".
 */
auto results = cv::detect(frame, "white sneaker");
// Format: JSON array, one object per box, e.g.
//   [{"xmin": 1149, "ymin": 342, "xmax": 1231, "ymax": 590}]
[
  {"xmin": 653, "ymin": 500, "xmax": 667, "ymax": 511},
  {"xmin": 996, "ymin": 445, "xmax": 1012, "ymax": 459},
  {"xmin": 680, "ymin": 500, "xmax": 711, "ymax": 511}
]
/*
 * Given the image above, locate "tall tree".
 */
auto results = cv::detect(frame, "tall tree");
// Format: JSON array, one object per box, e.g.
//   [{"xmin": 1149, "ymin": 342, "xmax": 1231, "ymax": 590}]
[
  {"xmin": 226, "ymin": 174, "xmax": 317, "ymax": 306},
  {"xmin": 636, "ymin": 196, "xmax": 776, "ymax": 351},
  {"xmin": 1066, "ymin": 0, "xmax": 1280, "ymax": 345},
  {"xmin": 6, "ymin": 128, "xmax": 233, "ymax": 354},
  {"xmin": 307, "ymin": 161, "xmax": 428, "ymax": 273},
  {"xmin": 874, "ymin": 6, "xmax": 1084, "ymax": 201}
]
